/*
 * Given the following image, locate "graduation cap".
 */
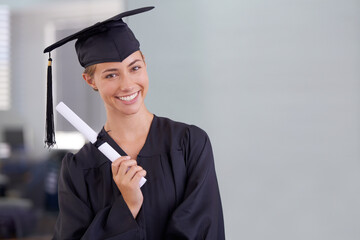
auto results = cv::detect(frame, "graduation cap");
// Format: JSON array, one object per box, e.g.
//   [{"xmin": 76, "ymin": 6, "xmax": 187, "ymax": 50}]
[{"xmin": 43, "ymin": 6, "xmax": 154, "ymax": 148}]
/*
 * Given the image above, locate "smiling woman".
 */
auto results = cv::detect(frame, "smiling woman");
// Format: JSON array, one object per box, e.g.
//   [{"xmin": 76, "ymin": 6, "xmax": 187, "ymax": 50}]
[
  {"xmin": 82, "ymin": 54, "xmax": 150, "ymax": 120},
  {"xmin": 43, "ymin": 6, "xmax": 225, "ymax": 240}
]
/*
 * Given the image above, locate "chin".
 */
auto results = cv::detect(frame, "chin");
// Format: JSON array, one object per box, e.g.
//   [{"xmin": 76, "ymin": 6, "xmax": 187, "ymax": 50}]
[{"xmin": 118, "ymin": 104, "xmax": 145, "ymax": 116}]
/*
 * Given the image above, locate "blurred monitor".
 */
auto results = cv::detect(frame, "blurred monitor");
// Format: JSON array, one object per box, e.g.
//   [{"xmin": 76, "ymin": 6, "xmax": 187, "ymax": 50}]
[{"xmin": 3, "ymin": 128, "xmax": 25, "ymax": 152}]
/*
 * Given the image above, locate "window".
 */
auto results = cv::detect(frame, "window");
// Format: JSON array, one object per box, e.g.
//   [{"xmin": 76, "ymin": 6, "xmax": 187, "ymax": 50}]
[{"xmin": 0, "ymin": 5, "xmax": 10, "ymax": 111}]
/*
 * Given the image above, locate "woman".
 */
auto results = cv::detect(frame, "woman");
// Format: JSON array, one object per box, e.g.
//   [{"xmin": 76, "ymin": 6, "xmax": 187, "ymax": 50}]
[{"xmin": 45, "ymin": 7, "xmax": 225, "ymax": 239}]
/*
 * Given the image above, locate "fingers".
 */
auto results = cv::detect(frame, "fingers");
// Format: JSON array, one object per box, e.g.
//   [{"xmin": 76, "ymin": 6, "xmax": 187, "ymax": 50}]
[
  {"xmin": 118, "ymin": 160, "xmax": 138, "ymax": 176},
  {"xmin": 125, "ymin": 165, "xmax": 146, "ymax": 181},
  {"xmin": 111, "ymin": 156, "xmax": 130, "ymax": 175},
  {"xmin": 111, "ymin": 156, "xmax": 146, "ymax": 184},
  {"xmin": 132, "ymin": 169, "xmax": 147, "ymax": 183}
]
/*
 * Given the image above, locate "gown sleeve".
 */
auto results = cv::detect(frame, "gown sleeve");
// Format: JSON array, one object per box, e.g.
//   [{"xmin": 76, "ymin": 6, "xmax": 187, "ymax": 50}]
[
  {"xmin": 53, "ymin": 153, "xmax": 143, "ymax": 240},
  {"xmin": 164, "ymin": 126, "xmax": 225, "ymax": 240}
]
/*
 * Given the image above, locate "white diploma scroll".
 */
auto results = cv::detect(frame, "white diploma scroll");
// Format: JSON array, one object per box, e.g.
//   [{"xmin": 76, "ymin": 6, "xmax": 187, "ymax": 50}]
[{"xmin": 56, "ymin": 101, "xmax": 146, "ymax": 187}]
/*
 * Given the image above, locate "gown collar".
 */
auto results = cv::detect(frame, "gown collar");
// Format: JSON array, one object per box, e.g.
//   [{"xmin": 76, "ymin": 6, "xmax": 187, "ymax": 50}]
[{"xmin": 97, "ymin": 114, "xmax": 157, "ymax": 158}]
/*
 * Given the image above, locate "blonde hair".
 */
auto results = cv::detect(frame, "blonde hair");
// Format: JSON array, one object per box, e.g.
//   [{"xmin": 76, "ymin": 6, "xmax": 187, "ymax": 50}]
[{"xmin": 83, "ymin": 64, "xmax": 97, "ymax": 78}]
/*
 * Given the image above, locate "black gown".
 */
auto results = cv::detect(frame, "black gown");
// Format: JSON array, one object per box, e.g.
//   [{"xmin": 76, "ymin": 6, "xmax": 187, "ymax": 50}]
[{"xmin": 53, "ymin": 115, "xmax": 225, "ymax": 239}]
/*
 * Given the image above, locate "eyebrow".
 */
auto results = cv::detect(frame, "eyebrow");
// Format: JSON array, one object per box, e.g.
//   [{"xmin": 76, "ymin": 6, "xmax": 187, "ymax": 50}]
[
  {"xmin": 102, "ymin": 59, "xmax": 141, "ymax": 73},
  {"xmin": 128, "ymin": 59, "xmax": 142, "ymax": 67},
  {"xmin": 101, "ymin": 68, "xmax": 118, "ymax": 74},
  {"xmin": 101, "ymin": 59, "xmax": 142, "ymax": 74}
]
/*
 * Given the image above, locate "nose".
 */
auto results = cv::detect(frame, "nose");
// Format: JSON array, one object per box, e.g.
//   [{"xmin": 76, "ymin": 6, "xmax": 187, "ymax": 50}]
[{"xmin": 118, "ymin": 73, "xmax": 135, "ymax": 92}]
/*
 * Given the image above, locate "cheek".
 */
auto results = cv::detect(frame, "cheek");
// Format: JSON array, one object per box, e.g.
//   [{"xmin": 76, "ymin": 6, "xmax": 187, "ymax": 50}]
[
  {"xmin": 139, "ymin": 72, "xmax": 149, "ymax": 89},
  {"xmin": 96, "ymin": 81, "xmax": 116, "ymax": 98},
  {"xmin": 140, "ymin": 77, "xmax": 149, "ymax": 97}
]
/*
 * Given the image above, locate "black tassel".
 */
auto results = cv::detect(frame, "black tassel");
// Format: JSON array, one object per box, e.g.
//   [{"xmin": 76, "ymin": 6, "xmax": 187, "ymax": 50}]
[{"xmin": 45, "ymin": 53, "xmax": 56, "ymax": 148}]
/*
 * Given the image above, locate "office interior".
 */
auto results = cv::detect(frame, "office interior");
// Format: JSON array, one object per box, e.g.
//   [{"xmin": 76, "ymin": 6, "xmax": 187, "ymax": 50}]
[{"xmin": 0, "ymin": 0, "xmax": 359, "ymax": 239}]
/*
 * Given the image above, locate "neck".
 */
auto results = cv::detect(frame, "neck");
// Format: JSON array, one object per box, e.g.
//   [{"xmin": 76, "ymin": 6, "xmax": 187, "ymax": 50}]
[{"xmin": 104, "ymin": 107, "xmax": 153, "ymax": 141}]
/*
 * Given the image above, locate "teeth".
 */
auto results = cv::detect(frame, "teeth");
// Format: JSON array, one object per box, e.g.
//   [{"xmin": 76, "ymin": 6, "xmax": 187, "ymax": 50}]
[{"xmin": 119, "ymin": 92, "xmax": 138, "ymax": 101}]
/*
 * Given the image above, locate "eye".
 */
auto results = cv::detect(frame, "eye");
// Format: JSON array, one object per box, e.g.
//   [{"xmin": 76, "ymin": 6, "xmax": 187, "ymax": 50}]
[
  {"xmin": 132, "ymin": 66, "xmax": 141, "ymax": 71},
  {"xmin": 105, "ymin": 73, "xmax": 117, "ymax": 79}
]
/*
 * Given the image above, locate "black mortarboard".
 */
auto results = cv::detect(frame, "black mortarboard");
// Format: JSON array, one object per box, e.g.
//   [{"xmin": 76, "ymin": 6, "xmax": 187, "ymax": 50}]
[{"xmin": 43, "ymin": 6, "xmax": 154, "ymax": 148}]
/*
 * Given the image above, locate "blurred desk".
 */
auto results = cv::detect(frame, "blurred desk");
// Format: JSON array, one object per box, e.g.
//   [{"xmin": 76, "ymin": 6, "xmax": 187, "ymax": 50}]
[
  {"xmin": 0, "ymin": 150, "xmax": 67, "ymax": 238},
  {"xmin": 0, "ymin": 197, "xmax": 36, "ymax": 238}
]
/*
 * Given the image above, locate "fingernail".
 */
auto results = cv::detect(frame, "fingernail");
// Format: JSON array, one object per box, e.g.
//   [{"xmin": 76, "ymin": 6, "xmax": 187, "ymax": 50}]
[{"xmin": 125, "ymin": 156, "xmax": 131, "ymax": 159}]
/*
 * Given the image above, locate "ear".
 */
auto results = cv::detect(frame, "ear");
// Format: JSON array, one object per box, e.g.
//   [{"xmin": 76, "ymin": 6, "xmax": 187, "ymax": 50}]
[{"xmin": 82, "ymin": 73, "xmax": 98, "ymax": 90}]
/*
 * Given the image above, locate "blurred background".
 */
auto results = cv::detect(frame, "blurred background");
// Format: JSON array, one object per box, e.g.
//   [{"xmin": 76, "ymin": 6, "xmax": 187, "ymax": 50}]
[{"xmin": 0, "ymin": 0, "xmax": 359, "ymax": 239}]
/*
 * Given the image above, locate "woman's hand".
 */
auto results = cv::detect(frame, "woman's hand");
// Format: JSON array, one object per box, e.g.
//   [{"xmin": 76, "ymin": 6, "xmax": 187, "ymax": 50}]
[{"xmin": 111, "ymin": 156, "xmax": 147, "ymax": 218}]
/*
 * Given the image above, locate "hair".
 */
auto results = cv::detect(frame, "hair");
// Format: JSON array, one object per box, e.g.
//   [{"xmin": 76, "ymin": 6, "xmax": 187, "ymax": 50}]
[{"xmin": 83, "ymin": 64, "xmax": 97, "ymax": 78}]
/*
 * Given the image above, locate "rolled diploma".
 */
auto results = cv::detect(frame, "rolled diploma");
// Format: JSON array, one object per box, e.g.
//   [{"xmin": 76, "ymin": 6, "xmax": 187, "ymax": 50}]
[{"xmin": 56, "ymin": 101, "xmax": 146, "ymax": 187}]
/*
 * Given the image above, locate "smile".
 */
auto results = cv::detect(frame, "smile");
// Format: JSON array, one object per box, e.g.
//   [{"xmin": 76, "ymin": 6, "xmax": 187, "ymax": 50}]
[{"xmin": 118, "ymin": 91, "xmax": 139, "ymax": 101}]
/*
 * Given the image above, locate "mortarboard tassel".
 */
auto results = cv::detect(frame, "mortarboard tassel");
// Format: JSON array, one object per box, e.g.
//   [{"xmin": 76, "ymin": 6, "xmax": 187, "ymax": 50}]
[{"xmin": 45, "ymin": 53, "xmax": 56, "ymax": 148}]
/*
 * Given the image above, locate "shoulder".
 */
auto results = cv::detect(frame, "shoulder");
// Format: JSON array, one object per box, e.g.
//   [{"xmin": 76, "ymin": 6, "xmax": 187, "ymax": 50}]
[
  {"xmin": 156, "ymin": 115, "xmax": 207, "ymax": 135},
  {"xmin": 62, "ymin": 142, "xmax": 106, "ymax": 171},
  {"xmin": 154, "ymin": 116, "xmax": 214, "ymax": 169},
  {"xmin": 154, "ymin": 115, "xmax": 209, "ymax": 147}
]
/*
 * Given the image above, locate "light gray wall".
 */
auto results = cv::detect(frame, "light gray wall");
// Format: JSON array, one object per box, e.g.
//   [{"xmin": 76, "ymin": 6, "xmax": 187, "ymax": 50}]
[
  {"xmin": 0, "ymin": 0, "xmax": 359, "ymax": 239},
  {"xmin": 129, "ymin": 0, "xmax": 360, "ymax": 239}
]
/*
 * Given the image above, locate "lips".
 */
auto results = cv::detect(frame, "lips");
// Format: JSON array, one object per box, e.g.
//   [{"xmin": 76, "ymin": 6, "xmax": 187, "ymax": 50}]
[{"xmin": 117, "ymin": 91, "xmax": 139, "ymax": 101}]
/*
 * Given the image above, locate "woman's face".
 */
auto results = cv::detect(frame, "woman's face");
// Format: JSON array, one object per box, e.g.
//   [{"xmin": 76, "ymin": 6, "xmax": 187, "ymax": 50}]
[{"xmin": 83, "ymin": 51, "xmax": 149, "ymax": 117}]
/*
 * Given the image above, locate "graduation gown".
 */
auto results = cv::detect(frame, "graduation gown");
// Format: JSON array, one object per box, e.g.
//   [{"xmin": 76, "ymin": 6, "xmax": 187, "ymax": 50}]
[{"xmin": 53, "ymin": 115, "xmax": 225, "ymax": 239}]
